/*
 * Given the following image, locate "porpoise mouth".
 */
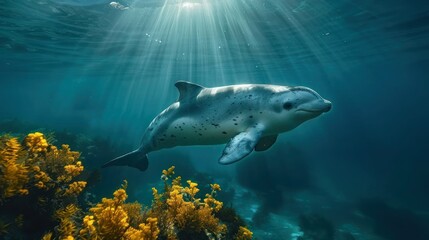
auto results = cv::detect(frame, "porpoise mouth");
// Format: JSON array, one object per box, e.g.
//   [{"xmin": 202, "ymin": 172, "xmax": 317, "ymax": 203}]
[{"xmin": 297, "ymin": 100, "xmax": 332, "ymax": 113}]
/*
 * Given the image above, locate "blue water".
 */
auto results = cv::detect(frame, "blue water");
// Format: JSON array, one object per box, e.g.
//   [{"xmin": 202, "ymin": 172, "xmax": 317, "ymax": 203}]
[{"xmin": 1, "ymin": 0, "xmax": 429, "ymax": 239}]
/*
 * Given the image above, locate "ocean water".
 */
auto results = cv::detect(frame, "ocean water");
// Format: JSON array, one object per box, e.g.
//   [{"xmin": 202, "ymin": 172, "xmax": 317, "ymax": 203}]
[{"xmin": 1, "ymin": 0, "xmax": 429, "ymax": 239}]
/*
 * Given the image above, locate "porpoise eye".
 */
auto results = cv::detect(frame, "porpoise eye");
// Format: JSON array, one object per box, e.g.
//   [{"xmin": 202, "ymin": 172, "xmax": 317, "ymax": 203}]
[{"xmin": 283, "ymin": 102, "xmax": 293, "ymax": 110}]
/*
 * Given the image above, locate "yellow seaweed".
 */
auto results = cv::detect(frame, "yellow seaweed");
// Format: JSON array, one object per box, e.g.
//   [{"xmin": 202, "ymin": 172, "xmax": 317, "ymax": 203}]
[
  {"xmin": 0, "ymin": 137, "xmax": 29, "ymax": 199},
  {"xmin": 235, "ymin": 226, "xmax": 253, "ymax": 240},
  {"xmin": 0, "ymin": 132, "xmax": 87, "ymax": 200},
  {"xmin": 55, "ymin": 204, "xmax": 80, "ymax": 239},
  {"xmin": 1, "ymin": 132, "xmax": 252, "ymax": 239},
  {"xmin": 150, "ymin": 166, "xmax": 227, "ymax": 239},
  {"xmin": 79, "ymin": 181, "xmax": 160, "ymax": 240}
]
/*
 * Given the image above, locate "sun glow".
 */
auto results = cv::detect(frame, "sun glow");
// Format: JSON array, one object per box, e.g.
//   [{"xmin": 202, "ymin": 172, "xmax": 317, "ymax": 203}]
[{"xmin": 181, "ymin": 2, "xmax": 201, "ymax": 9}]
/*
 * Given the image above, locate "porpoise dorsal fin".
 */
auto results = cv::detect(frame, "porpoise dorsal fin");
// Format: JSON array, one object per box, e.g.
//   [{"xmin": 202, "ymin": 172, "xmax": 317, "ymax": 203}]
[{"xmin": 175, "ymin": 81, "xmax": 205, "ymax": 102}]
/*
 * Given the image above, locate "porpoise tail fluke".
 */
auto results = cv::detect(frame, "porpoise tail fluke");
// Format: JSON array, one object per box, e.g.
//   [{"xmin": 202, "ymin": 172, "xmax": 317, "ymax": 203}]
[{"xmin": 102, "ymin": 150, "xmax": 148, "ymax": 171}]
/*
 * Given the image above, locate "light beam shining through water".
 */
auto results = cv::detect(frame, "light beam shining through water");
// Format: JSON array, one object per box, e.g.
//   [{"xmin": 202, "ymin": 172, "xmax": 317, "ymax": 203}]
[
  {"xmin": 181, "ymin": 2, "xmax": 201, "ymax": 9},
  {"xmin": 1, "ymin": 0, "xmax": 422, "ymax": 162},
  {"xmin": 97, "ymin": 1, "xmax": 327, "ymax": 104},
  {"xmin": 76, "ymin": 0, "xmax": 356, "ymax": 133}
]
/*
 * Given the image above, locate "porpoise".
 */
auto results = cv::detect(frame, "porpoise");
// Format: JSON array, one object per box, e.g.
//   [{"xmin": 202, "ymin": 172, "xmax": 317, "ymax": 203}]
[{"xmin": 102, "ymin": 81, "xmax": 331, "ymax": 171}]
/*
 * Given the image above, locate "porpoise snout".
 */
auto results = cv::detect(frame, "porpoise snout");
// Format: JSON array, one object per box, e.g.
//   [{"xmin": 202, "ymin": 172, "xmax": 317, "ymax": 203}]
[
  {"xmin": 295, "ymin": 98, "xmax": 332, "ymax": 114},
  {"xmin": 323, "ymin": 99, "xmax": 332, "ymax": 112}
]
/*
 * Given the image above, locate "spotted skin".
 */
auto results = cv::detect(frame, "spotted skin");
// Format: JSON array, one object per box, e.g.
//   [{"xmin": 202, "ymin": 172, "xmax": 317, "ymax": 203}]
[
  {"xmin": 103, "ymin": 81, "xmax": 331, "ymax": 171},
  {"xmin": 143, "ymin": 84, "xmax": 287, "ymax": 151}
]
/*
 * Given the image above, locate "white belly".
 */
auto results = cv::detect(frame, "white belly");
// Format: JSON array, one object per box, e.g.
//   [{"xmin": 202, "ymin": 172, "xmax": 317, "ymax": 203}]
[{"xmin": 155, "ymin": 117, "xmax": 247, "ymax": 148}]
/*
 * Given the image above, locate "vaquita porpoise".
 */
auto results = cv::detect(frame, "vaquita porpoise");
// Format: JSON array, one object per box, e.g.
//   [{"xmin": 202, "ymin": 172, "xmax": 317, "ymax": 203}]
[{"xmin": 102, "ymin": 81, "xmax": 332, "ymax": 171}]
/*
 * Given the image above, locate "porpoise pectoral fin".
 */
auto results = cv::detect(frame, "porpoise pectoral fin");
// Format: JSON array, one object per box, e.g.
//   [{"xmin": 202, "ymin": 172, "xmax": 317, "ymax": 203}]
[
  {"xmin": 219, "ymin": 128, "xmax": 263, "ymax": 165},
  {"xmin": 254, "ymin": 135, "xmax": 278, "ymax": 151},
  {"xmin": 175, "ymin": 81, "xmax": 205, "ymax": 102},
  {"xmin": 102, "ymin": 149, "xmax": 149, "ymax": 171}
]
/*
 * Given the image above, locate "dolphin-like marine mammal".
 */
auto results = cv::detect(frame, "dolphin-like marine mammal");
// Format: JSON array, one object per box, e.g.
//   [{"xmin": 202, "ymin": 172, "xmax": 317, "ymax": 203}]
[{"xmin": 102, "ymin": 81, "xmax": 331, "ymax": 171}]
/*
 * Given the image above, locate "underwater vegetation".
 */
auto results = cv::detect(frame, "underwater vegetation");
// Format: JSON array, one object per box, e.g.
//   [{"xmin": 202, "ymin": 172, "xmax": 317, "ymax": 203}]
[
  {"xmin": 0, "ymin": 118, "xmax": 124, "ymax": 170},
  {"xmin": 0, "ymin": 132, "xmax": 252, "ymax": 239},
  {"xmin": 0, "ymin": 132, "xmax": 87, "ymax": 238},
  {"xmin": 145, "ymin": 166, "xmax": 252, "ymax": 240},
  {"xmin": 0, "ymin": 132, "xmax": 86, "ymax": 200}
]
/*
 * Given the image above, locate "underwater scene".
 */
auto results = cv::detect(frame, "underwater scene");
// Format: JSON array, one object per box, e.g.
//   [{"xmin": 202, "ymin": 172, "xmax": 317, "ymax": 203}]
[{"xmin": 1, "ymin": 0, "xmax": 429, "ymax": 239}]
